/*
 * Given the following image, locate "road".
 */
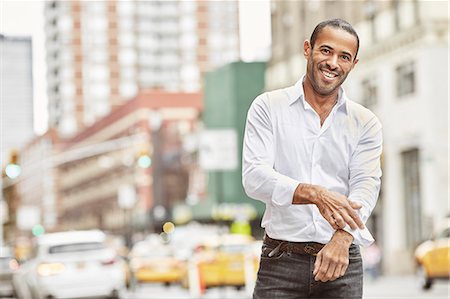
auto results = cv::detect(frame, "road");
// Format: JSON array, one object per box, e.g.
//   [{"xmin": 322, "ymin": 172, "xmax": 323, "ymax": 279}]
[
  {"xmin": 119, "ymin": 275, "xmax": 449, "ymax": 299},
  {"xmin": 2, "ymin": 275, "xmax": 446, "ymax": 299}
]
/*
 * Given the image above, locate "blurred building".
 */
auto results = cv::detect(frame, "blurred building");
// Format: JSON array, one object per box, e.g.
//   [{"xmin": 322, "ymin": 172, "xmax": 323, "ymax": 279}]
[
  {"xmin": 194, "ymin": 61, "xmax": 266, "ymax": 236},
  {"xmin": 44, "ymin": 0, "xmax": 240, "ymax": 137},
  {"xmin": 266, "ymin": 0, "xmax": 366, "ymax": 90},
  {"xmin": 346, "ymin": 0, "xmax": 449, "ymax": 274},
  {"xmin": 7, "ymin": 130, "xmax": 60, "ymax": 240},
  {"xmin": 56, "ymin": 91, "xmax": 202, "ymax": 239},
  {"xmin": 0, "ymin": 34, "xmax": 34, "ymax": 166},
  {"xmin": 0, "ymin": 34, "xmax": 35, "ymax": 247},
  {"xmin": 267, "ymin": 0, "xmax": 449, "ymax": 274}
]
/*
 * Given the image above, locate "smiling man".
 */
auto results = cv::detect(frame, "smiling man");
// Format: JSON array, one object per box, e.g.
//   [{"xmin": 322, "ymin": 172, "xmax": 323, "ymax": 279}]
[{"xmin": 242, "ymin": 19, "xmax": 383, "ymax": 298}]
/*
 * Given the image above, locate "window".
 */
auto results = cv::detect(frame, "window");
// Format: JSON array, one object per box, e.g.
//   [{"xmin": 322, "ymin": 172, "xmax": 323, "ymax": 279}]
[
  {"xmin": 401, "ymin": 148, "xmax": 423, "ymax": 247},
  {"xmin": 361, "ymin": 77, "xmax": 378, "ymax": 108},
  {"xmin": 396, "ymin": 62, "xmax": 415, "ymax": 97},
  {"xmin": 393, "ymin": 0, "xmax": 400, "ymax": 31}
]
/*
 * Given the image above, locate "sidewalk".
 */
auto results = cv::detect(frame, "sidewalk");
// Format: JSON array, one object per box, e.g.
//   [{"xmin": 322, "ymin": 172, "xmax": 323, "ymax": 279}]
[{"xmin": 364, "ymin": 275, "xmax": 449, "ymax": 298}]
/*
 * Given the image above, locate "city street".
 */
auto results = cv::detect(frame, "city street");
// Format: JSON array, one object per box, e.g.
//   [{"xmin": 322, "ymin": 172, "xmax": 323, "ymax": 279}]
[
  {"xmin": 115, "ymin": 275, "xmax": 449, "ymax": 299},
  {"xmin": 0, "ymin": 274, "xmax": 447, "ymax": 299}
]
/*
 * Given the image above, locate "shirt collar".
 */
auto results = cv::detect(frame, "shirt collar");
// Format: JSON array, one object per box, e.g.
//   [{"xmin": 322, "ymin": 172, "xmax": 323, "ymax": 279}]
[{"xmin": 286, "ymin": 75, "xmax": 349, "ymax": 114}]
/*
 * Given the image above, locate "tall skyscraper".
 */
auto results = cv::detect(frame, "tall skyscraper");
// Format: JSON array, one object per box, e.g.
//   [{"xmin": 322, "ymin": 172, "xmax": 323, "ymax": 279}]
[
  {"xmin": 0, "ymin": 34, "xmax": 35, "ymax": 165},
  {"xmin": 44, "ymin": 0, "xmax": 240, "ymax": 137}
]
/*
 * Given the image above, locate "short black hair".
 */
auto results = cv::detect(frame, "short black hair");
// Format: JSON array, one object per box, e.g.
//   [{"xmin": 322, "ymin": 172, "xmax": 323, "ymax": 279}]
[{"xmin": 309, "ymin": 18, "xmax": 360, "ymax": 60}]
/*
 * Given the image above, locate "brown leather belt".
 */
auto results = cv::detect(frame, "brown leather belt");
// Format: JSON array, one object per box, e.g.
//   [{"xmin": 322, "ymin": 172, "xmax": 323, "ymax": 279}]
[{"xmin": 264, "ymin": 235, "xmax": 325, "ymax": 256}]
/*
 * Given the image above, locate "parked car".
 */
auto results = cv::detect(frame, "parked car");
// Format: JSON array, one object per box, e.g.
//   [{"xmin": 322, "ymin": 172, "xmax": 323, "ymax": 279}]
[
  {"xmin": 0, "ymin": 246, "xmax": 19, "ymax": 297},
  {"xmin": 184, "ymin": 234, "xmax": 260, "ymax": 289},
  {"xmin": 128, "ymin": 236, "xmax": 186, "ymax": 286},
  {"xmin": 415, "ymin": 218, "xmax": 450, "ymax": 290},
  {"xmin": 13, "ymin": 230, "xmax": 126, "ymax": 299}
]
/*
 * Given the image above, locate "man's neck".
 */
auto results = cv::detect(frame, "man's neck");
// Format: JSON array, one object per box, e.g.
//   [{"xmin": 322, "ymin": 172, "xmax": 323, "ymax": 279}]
[{"xmin": 302, "ymin": 80, "xmax": 339, "ymax": 110}]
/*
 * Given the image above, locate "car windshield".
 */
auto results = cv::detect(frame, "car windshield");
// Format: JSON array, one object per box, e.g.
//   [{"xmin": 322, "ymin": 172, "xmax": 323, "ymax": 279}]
[
  {"xmin": 131, "ymin": 242, "xmax": 173, "ymax": 258},
  {"xmin": 49, "ymin": 242, "xmax": 105, "ymax": 254},
  {"xmin": 437, "ymin": 228, "xmax": 450, "ymax": 239}
]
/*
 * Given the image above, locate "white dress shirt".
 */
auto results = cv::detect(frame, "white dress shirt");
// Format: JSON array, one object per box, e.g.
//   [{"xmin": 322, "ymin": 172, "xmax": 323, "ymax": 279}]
[{"xmin": 242, "ymin": 78, "xmax": 382, "ymax": 247}]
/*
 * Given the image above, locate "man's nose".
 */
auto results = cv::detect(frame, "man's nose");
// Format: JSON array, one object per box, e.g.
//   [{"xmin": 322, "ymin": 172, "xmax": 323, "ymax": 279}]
[{"xmin": 326, "ymin": 55, "xmax": 339, "ymax": 69}]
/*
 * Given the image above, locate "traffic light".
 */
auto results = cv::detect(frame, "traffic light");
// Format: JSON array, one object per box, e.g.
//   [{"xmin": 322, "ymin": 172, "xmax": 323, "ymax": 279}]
[
  {"xmin": 137, "ymin": 150, "xmax": 152, "ymax": 168},
  {"xmin": 5, "ymin": 149, "xmax": 21, "ymax": 179},
  {"xmin": 31, "ymin": 224, "xmax": 45, "ymax": 236},
  {"xmin": 136, "ymin": 143, "xmax": 153, "ymax": 168}
]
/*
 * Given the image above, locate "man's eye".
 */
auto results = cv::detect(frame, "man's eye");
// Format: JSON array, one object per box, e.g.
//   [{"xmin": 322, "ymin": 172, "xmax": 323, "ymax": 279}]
[
  {"xmin": 341, "ymin": 55, "xmax": 350, "ymax": 61},
  {"xmin": 321, "ymin": 49, "xmax": 330, "ymax": 54}
]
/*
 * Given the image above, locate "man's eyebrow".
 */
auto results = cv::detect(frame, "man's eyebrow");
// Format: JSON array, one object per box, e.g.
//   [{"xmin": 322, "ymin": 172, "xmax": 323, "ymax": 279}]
[{"xmin": 319, "ymin": 44, "xmax": 353, "ymax": 59}]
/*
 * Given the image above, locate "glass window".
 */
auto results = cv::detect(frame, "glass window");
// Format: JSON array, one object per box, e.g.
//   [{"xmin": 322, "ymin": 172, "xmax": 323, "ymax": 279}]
[
  {"xmin": 86, "ymin": 17, "xmax": 108, "ymax": 32},
  {"xmin": 58, "ymin": 15, "xmax": 73, "ymax": 32},
  {"xmin": 89, "ymin": 49, "xmax": 108, "ymax": 63},
  {"xmin": 49, "ymin": 242, "xmax": 105, "ymax": 254},
  {"xmin": 88, "ymin": 83, "xmax": 110, "ymax": 98},
  {"xmin": 361, "ymin": 77, "xmax": 378, "ymax": 108},
  {"xmin": 119, "ymin": 49, "xmax": 137, "ymax": 65},
  {"xmin": 120, "ymin": 82, "xmax": 138, "ymax": 99},
  {"xmin": 88, "ymin": 65, "xmax": 109, "ymax": 81},
  {"xmin": 396, "ymin": 62, "xmax": 415, "ymax": 97},
  {"xmin": 60, "ymin": 82, "xmax": 76, "ymax": 97},
  {"xmin": 117, "ymin": 1, "xmax": 135, "ymax": 16},
  {"xmin": 119, "ymin": 32, "xmax": 135, "ymax": 47},
  {"xmin": 401, "ymin": 148, "xmax": 423, "ymax": 246}
]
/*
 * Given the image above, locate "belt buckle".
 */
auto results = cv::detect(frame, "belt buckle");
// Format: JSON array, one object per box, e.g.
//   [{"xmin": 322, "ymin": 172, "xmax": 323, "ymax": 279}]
[{"xmin": 304, "ymin": 244, "xmax": 318, "ymax": 256}]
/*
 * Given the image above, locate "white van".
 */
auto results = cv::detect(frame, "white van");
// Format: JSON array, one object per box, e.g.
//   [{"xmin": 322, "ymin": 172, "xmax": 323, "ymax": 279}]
[{"xmin": 13, "ymin": 230, "xmax": 125, "ymax": 299}]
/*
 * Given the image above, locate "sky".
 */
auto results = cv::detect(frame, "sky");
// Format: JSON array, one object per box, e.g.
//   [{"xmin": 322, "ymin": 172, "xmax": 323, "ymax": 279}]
[{"xmin": 0, "ymin": 0, "xmax": 271, "ymax": 136}]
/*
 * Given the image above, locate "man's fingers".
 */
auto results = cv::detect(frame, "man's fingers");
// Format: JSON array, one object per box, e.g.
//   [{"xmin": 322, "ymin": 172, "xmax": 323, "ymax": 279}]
[
  {"xmin": 342, "ymin": 208, "xmax": 365, "ymax": 230},
  {"xmin": 340, "ymin": 262, "xmax": 349, "ymax": 276},
  {"xmin": 340, "ymin": 212, "xmax": 359, "ymax": 230},
  {"xmin": 325, "ymin": 213, "xmax": 340, "ymax": 230},
  {"xmin": 330, "ymin": 265, "xmax": 342, "ymax": 281},
  {"xmin": 332, "ymin": 214, "xmax": 346, "ymax": 229},
  {"xmin": 349, "ymin": 200, "xmax": 362, "ymax": 210},
  {"xmin": 313, "ymin": 253, "xmax": 322, "ymax": 276}
]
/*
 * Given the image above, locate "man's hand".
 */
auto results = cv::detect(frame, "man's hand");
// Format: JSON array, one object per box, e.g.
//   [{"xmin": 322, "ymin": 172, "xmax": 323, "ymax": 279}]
[
  {"xmin": 293, "ymin": 184, "xmax": 364, "ymax": 230},
  {"xmin": 313, "ymin": 230, "xmax": 353, "ymax": 282}
]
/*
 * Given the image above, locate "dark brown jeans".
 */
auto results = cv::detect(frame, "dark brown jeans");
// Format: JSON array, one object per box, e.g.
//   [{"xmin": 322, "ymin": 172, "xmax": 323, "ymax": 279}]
[{"xmin": 253, "ymin": 239, "xmax": 363, "ymax": 299}]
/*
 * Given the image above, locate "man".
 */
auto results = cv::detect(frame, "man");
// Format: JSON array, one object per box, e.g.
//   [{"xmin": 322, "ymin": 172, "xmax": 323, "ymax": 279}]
[{"xmin": 242, "ymin": 19, "xmax": 382, "ymax": 299}]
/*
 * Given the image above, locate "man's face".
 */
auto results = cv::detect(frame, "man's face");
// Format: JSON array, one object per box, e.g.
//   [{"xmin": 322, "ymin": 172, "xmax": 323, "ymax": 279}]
[{"xmin": 304, "ymin": 26, "xmax": 359, "ymax": 96}]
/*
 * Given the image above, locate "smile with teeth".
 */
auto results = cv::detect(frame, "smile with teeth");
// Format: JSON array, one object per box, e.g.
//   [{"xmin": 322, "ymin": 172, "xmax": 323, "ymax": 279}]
[{"xmin": 321, "ymin": 70, "xmax": 338, "ymax": 79}]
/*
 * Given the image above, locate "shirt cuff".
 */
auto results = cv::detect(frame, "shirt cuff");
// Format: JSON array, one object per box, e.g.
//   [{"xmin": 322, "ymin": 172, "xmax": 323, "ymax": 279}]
[
  {"xmin": 271, "ymin": 175, "xmax": 299, "ymax": 207},
  {"xmin": 342, "ymin": 225, "xmax": 375, "ymax": 247}
]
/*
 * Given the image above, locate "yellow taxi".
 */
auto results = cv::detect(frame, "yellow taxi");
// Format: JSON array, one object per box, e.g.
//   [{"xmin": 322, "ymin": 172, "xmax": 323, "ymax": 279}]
[
  {"xmin": 129, "ymin": 237, "xmax": 186, "ymax": 286},
  {"xmin": 414, "ymin": 218, "xmax": 450, "ymax": 290},
  {"xmin": 188, "ymin": 234, "xmax": 260, "ymax": 289}
]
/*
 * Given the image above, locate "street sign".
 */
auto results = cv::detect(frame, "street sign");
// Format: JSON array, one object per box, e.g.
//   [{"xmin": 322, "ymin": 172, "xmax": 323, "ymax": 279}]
[
  {"xmin": 16, "ymin": 206, "xmax": 40, "ymax": 230},
  {"xmin": 199, "ymin": 129, "xmax": 238, "ymax": 170},
  {"xmin": 118, "ymin": 184, "xmax": 137, "ymax": 209}
]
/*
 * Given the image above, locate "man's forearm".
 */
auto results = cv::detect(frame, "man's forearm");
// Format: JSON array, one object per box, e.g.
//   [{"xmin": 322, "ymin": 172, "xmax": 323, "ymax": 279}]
[
  {"xmin": 292, "ymin": 183, "xmax": 365, "ymax": 230},
  {"xmin": 331, "ymin": 229, "xmax": 354, "ymax": 246},
  {"xmin": 292, "ymin": 183, "xmax": 324, "ymax": 205}
]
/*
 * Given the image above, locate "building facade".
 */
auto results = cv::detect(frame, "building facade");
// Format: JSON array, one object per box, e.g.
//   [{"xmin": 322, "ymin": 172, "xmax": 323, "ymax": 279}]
[
  {"xmin": 346, "ymin": 0, "xmax": 449, "ymax": 273},
  {"xmin": 199, "ymin": 61, "xmax": 266, "ymax": 236},
  {"xmin": 44, "ymin": 0, "xmax": 239, "ymax": 137},
  {"xmin": 267, "ymin": 0, "xmax": 449, "ymax": 274},
  {"xmin": 56, "ymin": 91, "xmax": 202, "ymax": 240},
  {"xmin": 11, "ymin": 131, "xmax": 60, "ymax": 239},
  {"xmin": 0, "ymin": 34, "xmax": 34, "ymax": 166}
]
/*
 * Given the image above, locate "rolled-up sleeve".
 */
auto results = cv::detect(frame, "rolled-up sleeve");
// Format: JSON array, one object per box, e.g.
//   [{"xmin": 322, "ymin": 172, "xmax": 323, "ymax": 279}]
[
  {"xmin": 242, "ymin": 94, "xmax": 299, "ymax": 207},
  {"xmin": 344, "ymin": 115, "xmax": 383, "ymax": 246}
]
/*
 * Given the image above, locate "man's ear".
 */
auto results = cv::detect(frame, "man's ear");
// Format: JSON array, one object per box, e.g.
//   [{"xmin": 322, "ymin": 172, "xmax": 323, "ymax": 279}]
[
  {"xmin": 303, "ymin": 40, "xmax": 311, "ymax": 58},
  {"xmin": 352, "ymin": 58, "xmax": 359, "ymax": 70}
]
